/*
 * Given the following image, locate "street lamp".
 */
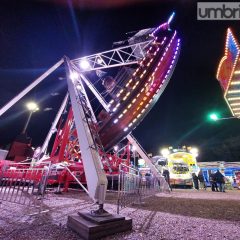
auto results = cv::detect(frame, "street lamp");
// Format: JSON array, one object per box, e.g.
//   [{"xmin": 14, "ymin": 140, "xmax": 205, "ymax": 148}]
[
  {"xmin": 22, "ymin": 102, "xmax": 39, "ymax": 134},
  {"xmin": 209, "ymin": 113, "xmax": 219, "ymax": 121}
]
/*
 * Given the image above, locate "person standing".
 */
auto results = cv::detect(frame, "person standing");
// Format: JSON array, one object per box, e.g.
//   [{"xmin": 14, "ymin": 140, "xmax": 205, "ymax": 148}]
[
  {"xmin": 192, "ymin": 173, "xmax": 199, "ymax": 190},
  {"xmin": 198, "ymin": 170, "xmax": 206, "ymax": 190},
  {"xmin": 214, "ymin": 169, "xmax": 225, "ymax": 192},
  {"xmin": 145, "ymin": 172, "xmax": 151, "ymax": 189},
  {"xmin": 163, "ymin": 168, "xmax": 172, "ymax": 191},
  {"xmin": 210, "ymin": 171, "xmax": 218, "ymax": 192}
]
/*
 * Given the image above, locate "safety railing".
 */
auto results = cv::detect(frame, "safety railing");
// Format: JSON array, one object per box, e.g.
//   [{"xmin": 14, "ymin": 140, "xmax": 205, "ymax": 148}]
[
  {"xmin": 117, "ymin": 163, "xmax": 165, "ymax": 213},
  {"xmin": 0, "ymin": 161, "xmax": 51, "ymax": 212}
]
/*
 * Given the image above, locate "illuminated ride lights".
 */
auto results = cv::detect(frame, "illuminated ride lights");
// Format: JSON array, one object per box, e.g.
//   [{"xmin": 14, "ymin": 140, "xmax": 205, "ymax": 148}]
[
  {"xmin": 216, "ymin": 28, "xmax": 240, "ymax": 118},
  {"xmin": 54, "ymin": 15, "xmax": 181, "ymax": 157},
  {"xmin": 98, "ymin": 26, "xmax": 181, "ymax": 151}
]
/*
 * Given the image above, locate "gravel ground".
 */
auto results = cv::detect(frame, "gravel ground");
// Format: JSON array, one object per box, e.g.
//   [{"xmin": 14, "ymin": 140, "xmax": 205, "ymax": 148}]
[
  {"xmin": 158, "ymin": 188, "xmax": 240, "ymax": 200},
  {"xmin": 0, "ymin": 189, "xmax": 239, "ymax": 240}
]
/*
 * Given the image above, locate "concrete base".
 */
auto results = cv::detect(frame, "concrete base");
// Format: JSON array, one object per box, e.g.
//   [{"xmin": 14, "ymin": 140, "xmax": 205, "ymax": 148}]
[{"xmin": 67, "ymin": 211, "xmax": 132, "ymax": 240}]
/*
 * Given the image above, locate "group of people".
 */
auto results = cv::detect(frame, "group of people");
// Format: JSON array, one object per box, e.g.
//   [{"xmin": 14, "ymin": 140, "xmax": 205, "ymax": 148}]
[
  {"xmin": 192, "ymin": 169, "xmax": 226, "ymax": 192},
  {"xmin": 209, "ymin": 170, "xmax": 225, "ymax": 192},
  {"xmin": 192, "ymin": 171, "xmax": 206, "ymax": 190}
]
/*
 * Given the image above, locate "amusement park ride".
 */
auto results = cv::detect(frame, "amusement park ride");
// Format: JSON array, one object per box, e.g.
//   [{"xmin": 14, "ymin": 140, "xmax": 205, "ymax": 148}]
[
  {"xmin": 217, "ymin": 28, "xmax": 240, "ymax": 118},
  {"xmin": 0, "ymin": 13, "xmax": 180, "ymax": 238}
]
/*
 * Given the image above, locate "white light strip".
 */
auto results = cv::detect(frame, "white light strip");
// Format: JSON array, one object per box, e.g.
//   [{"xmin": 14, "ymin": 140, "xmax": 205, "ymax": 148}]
[
  {"xmin": 231, "ymin": 81, "xmax": 240, "ymax": 85},
  {"xmin": 228, "ymin": 89, "xmax": 240, "ymax": 94},
  {"xmin": 230, "ymin": 102, "xmax": 240, "ymax": 106},
  {"xmin": 228, "ymin": 97, "xmax": 240, "ymax": 101}
]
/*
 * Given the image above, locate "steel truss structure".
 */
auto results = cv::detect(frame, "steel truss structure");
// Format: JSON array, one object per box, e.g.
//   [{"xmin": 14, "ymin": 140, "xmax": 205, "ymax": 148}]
[
  {"xmin": 71, "ymin": 40, "xmax": 153, "ymax": 72},
  {"xmin": 0, "ymin": 14, "xmax": 180, "ymax": 211}
]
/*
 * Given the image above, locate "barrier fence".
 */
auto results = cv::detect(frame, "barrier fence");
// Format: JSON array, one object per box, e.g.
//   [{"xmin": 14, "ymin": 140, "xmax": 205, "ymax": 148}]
[
  {"xmin": 0, "ymin": 161, "xmax": 51, "ymax": 212},
  {"xmin": 117, "ymin": 164, "xmax": 169, "ymax": 213}
]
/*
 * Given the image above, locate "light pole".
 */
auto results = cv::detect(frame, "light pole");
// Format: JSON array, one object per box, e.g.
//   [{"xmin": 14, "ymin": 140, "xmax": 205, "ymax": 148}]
[
  {"xmin": 22, "ymin": 102, "xmax": 39, "ymax": 134},
  {"xmin": 214, "ymin": 117, "xmax": 237, "ymax": 121},
  {"xmin": 208, "ymin": 112, "xmax": 238, "ymax": 122}
]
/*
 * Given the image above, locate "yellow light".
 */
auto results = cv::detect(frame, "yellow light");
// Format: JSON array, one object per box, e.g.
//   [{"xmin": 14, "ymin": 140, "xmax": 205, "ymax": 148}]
[
  {"xmin": 228, "ymin": 89, "xmax": 240, "ymax": 94},
  {"xmin": 123, "ymin": 109, "xmax": 127, "ymax": 114},
  {"xmin": 232, "ymin": 108, "xmax": 240, "ymax": 111},
  {"xmin": 26, "ymin": 102, "xmax": 39, "ymax": 111},
  {"xmin": 127, "ymin": 104, "xmax": 132, "ymax": 109},
  {"xmin": 234, "ymin": 70, "xmax": 240, "ymax": 74},
  {"xmin": 190, "ymin": 147, "xmax": 199, "ymax": 157},
  {"xmin": 161, "ymin": 148, "xmax": 170, "ymax": 157}
]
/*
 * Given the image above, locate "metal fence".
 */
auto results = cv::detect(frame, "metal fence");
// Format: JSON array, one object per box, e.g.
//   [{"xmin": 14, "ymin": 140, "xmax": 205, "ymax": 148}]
[
  {"xmin": 0, "ymin": 161, "xmax": 50, "ymax": 212},
  {"xmin": 117, "ymin": 164, "xmax": 169, "ymax": 213}
]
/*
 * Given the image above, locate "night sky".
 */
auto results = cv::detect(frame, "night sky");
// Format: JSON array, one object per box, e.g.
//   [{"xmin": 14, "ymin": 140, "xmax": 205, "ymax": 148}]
[{"xmin": 1, "ymin": 0, "xmax": 240, "ymax": 162}]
